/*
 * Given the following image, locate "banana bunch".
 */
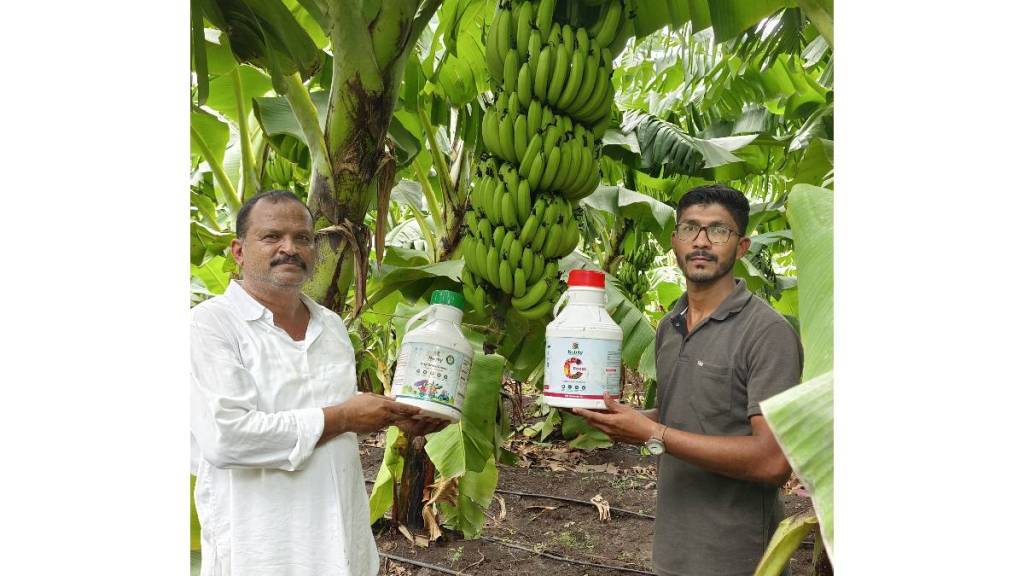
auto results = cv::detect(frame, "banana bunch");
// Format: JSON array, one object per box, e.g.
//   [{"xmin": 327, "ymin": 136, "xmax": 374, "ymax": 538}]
[
  {"xmin": 272, "ymin": 134, "xmax": 310, "ymax": 168},
  {"xmin": 481, "ymin": 94, "xmax": 600, "ymax": 201},
  {"xmin": 618, "ymin": 227, "xmax": 658, "ymax": 306},
  {"xmin": 463, "ymin": 0, "xmax": 629, "ymax": 320},
  {"xmin": 486, "ymin": 0, "xmax": 623, "ymax": 131},
  {"xmin": 264, "ymin": 152, "xmax": 294, "ymax": 187}
]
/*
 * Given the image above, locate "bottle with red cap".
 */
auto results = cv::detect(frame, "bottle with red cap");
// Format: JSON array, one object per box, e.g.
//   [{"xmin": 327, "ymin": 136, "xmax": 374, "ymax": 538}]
[{"xmin": 544, "ymin": 269, "xmax": 623, "ymax": 409}]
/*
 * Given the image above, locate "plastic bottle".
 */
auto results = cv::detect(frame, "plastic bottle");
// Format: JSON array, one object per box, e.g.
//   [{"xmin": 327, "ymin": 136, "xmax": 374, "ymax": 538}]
[
  {"xmin": 544, "ymin": 270, "xmax": 623, "ymax": 409},
  {"xmin": 392, "ymin": 290, "xmax": 475, "ymax": 421}
]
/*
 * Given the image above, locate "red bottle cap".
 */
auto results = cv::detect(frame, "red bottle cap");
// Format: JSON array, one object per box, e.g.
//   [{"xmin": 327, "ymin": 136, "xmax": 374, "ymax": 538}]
[{"xmin": 567, "ymin": 269, "xmax": 605, "ymax": 288}]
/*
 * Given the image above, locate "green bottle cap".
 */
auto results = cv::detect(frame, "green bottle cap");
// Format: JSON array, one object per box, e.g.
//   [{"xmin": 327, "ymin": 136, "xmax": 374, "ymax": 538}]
[{"xmin": 430, "ymin": 289, "xmax": 465, "ymax": 310}]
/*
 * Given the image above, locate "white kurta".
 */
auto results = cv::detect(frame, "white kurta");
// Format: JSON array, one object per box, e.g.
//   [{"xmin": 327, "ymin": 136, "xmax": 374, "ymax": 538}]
[{"xmin": 190, "ymin": 281, "xmax": 378, "ymax": 576}]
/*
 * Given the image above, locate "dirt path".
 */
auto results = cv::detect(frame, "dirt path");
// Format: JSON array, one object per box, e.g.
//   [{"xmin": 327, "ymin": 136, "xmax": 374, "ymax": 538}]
[{"xmin": 362, "ymin": 434, "xmax": 815, "ymax": 576}]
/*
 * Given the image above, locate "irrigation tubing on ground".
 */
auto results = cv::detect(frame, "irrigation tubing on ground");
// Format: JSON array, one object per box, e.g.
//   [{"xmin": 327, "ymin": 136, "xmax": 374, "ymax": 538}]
[
  {"xmin": 363, "ymin": 479, "xmax": 656, "ymax": 520},
  {"xmin": 493, "ymin": 488, "xmax": 656, "ymax": 519},
  {"xmin": 380, "ymin": 552, "xmax": 468, "ymax": 575},
  {"xmin": 481, "ymin": 536, "xmax": 656, "ymax": 575}
]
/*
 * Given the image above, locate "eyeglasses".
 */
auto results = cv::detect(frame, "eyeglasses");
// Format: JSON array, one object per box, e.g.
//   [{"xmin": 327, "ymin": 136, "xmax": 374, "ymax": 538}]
[{"xmin": 675, "ymin": 222, "xmax": 738, "ymax": 245}]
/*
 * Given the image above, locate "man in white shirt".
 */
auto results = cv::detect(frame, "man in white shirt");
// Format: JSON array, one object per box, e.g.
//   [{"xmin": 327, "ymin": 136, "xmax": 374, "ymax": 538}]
[{"xmin": 191, "ymin": 190, "xmax": 441, "ymax": 575}]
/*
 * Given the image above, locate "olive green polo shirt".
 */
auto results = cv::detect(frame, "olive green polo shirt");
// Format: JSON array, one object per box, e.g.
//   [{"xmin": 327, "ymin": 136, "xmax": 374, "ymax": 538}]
[{"xmin": 652, "ymin": 279, "xmax": 803, "ymax": 576}]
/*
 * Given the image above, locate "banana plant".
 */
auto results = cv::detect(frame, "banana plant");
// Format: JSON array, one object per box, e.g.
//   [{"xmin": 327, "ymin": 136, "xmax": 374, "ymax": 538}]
[{"xmin": 756, "ymin": 183, "xmax": 834, "ymax": 574}]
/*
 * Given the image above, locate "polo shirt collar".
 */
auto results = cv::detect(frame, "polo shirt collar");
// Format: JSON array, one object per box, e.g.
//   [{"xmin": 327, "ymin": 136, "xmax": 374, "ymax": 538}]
[
  {"xmin": 673, "ymin": 278, "xmax": 753, "ymax": 322},
  {"xmin": 225, "ymin": 280, "xmax": 319, "ymax": 323}
]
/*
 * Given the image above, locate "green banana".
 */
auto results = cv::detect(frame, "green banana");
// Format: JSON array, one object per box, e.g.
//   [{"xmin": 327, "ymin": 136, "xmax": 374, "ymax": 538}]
[
  {"xmin": 521, "ymin": 246, "xmax": 535, "ymax": 282},
  {"xmin": 516, "ymin": 1, "xmax": 532, "ymax": 60},
  {"xmin": 514, "ymin": 114, "xmax": 529, "ymax": 162},
  {"xmin": 539, "ymin": 145, "xmax": 560, "ymax": 191},
  {"xmin": 558, "ymin": 218, "xmax": 580, "ymax": 257},
  {"xmin": 544, "ymin": 260, "xmax": 559, "ymax": 280},
  {"xmin": 478, "ymin": 216, "xmax": 493, "ymax": 246},
  {"xmin": 465, "ymin": 210, "xmax": 479, "ymax": 238},
  {"xmin": 512, "ymin": 278, "xmax": 549, "ymax": 310},
  {"xmin": 531, "ymin": 226, "xmax": 548, "ymax": 254},
  {"xmin": 503, "ymin": 50, "xmax": 520, "ymax": 99},
  {"xmin": 476, "ymin": 242, "xmax": 490, "ymax": 285},
  {"xmin": 528, "ymin": 29, "xmax": 542, "ymax": 78},
  {"xmin": 547, "ymin": 41, "xmax": 569, "ymax": 104},
  {"xmin": 577, "ymin": 67, "xmax": 610, "ymax": 121},
  {"xmin": 482, "ymin": 109, "xmax": 500, "ymax": 158},
  {"xmin": 485, "ymin": 3, "xmax": 503, "ymax": 80},
  {"xmin": 501, "ymin": 190, "xmax": 518, "ymax": 229},
  {"xmin": 536, "ymin": 0, "xmax": 555, "ymax": 42},
  {"xmin": 520, "ymin": 133, "xmax": 543, "ymax": 179},
  {"xmin": 542, "ymin": 122, "xmax": 563, "ymax": 156},
  {"xmin": 493, "ymin": 225, "xmax": 507, "ymax": 252},
  {"xmin": 515, "ymin": 298, "xmax": 555, "ymax": 320},
  {"xmin": 517, "ymin": 62, "xmax": 533, "ymax": 103},
  {"xmin": 520, "ymin": 213, "xmax": 539, "ymax": 245},
  {"xmin": 560, "ymin": 23, "xmax": 574, "ymax": 53},
  {"xmin": 555, "ymin": 41, "xmax": 586, "ymax": 110},
  {"xmin": 527, "ymin": 149, "xmax": 545, "ymax": 189},
  {"xmin": 462, "ymin": 264, "xmax": 478, "ymax": 292},
  {"xmin": 551, "ymin": 140, "xmax": 575, "ymax": 191},
  {"xmin": 486, "ymin": 244, "xmax": 501, "ymax": 288},
  {"xmin": 516, "ymin": 179, "xmax": 532, "ymax": 226},
  {"xmin": 542, "ymin": 223, "xmax": 563, "ymax": 258},
  {"xmin": 509, "ymin": 238, "xmax": 524, "ymax": 270},
  {"xmin": 498, "ymin": 112, "xmax": 516, "ymax": 162},
  {"xmin": 592, "ymin": 0, "xmax": 622, "ymax": 49},
  {"xmin": 499, "ymin": 259, "xmax": 513, "ymax": 294},
  {"xmin": 496, "ymin": 4, "xmax": 511, "ymax": 58},
  {"xmin": 513, "ymin": 267, "xmax": 527, "ymax": 298},
  {"xmin": 567, "ymin": 52, "xmax": 599, "ymax": 115},
  {"xmin": 534, "ymin": 46, "xmax": 552, "ymax": 103},
  {"xmin": 531, "ymin": 194, "xmax": 548, "ymax": 222},
  {"xmin": 526, "ymin": 99, "xmax": 542, "ymax": 137}
]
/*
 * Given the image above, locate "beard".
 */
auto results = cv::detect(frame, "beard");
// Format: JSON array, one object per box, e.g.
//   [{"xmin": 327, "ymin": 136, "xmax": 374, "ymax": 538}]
[{"xmin": 678, "ymin": 249, "xmax": 736, "ymax": 285}]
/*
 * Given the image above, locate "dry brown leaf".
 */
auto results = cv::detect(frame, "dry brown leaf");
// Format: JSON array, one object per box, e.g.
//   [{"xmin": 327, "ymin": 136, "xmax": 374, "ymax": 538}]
[
  {"xmin": 590, "ymin": 494, "xmax": 611, "ymax": 522},
  {"xmin": 525, "ymin": 505, "xmax": 559, "ymax": 511},
  {"xmin": 496, "ymin": 494, "xmax": 507, "ymax": 521},
  {"xmin": 414, "ymin": 534, "xmax": 429, "ymax": 548},
  {"xmin": 397, "ymin": 524, "xmax": 415, "ymax": 545},
  {"xmin": 422, "ymin": 506, "xmax": 443, "ymax": 542}
]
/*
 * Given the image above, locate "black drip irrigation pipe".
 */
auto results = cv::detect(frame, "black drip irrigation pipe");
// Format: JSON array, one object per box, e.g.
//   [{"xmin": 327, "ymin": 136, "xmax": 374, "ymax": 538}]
[
  {"xmin": 481, "ymin": 536, "xmax": 656, "ymax": 575},
  {"xmin": 494, "ymin": 488, "xmax": 657, "ymax": 520},
  {"xmin": 380, "ymin": 552, "xmax": 467, "ymax": 575},
  {"xmin": 364, "ymin": 479, "xmax": 656, "ymax": 520}
]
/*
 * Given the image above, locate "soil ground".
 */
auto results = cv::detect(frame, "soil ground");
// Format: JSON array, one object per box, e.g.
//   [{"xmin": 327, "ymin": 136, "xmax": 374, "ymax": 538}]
[{"xmin": 364, "ymin": 428, "xmax": 815, "ymax": 576}]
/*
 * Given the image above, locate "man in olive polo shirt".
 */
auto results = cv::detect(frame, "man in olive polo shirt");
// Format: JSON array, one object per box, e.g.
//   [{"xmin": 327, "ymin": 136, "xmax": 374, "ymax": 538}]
[{"xmin": 574, "ymin": 184, "xmax": 803, "ymax": 576}]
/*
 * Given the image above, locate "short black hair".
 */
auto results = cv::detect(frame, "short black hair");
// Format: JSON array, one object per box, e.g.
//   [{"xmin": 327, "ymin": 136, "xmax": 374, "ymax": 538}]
[
  {"xmin": 676, "ymin": 184, "xmax": 750, "ymax": 235},
  {"xmin": 235, "ymin": 190, "xmax": 313, "ymax": 238}
]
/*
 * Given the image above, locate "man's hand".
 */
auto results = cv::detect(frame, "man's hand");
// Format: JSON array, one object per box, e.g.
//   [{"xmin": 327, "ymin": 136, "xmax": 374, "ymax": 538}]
[
  {"xmin": 395, "ymin": 416, "xmax": 450, "ymax": 438},
  {"xmin": 572, "ymin": 393, "xmax": 660, "ymax": 445},
  {"xmin": 325, "ymin": 393, "xmax": 422, "ymax": 437}
]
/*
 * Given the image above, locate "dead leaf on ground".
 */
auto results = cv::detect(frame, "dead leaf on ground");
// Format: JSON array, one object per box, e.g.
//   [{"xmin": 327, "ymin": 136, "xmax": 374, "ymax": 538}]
[
  {"xmin": 574, "ymin": 463, "xmax": 620, "ymax": 474},
  {"xmin": 590, "ymin": 494, "xmax": 611, "ymax": 522},
  {"xmin": 496, "ymin": 494, "xmax": 507, "ymax": 521}
]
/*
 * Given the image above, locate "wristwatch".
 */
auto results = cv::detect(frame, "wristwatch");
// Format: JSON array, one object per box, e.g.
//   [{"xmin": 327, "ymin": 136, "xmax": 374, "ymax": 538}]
[{"xmin": 644, "ymin": 424, "xmax": 668, "ymax": 456}]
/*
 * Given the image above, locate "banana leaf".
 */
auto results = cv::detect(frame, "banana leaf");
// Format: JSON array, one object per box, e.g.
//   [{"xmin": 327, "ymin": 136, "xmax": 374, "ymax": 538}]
[
  {"xmin": 761, "ymin": 370, "xmax": 833, "ymax": 558},
  {"xmin": 753, "ymin": 508, "xmax": 818, "ymax": 576},
  {"xmin": 787, "ymin": 184, "xmax": 832, "ymax": 380}
]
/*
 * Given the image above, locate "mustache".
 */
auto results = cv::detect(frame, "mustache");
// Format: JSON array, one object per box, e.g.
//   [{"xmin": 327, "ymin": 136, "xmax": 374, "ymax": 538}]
[
  {"xmin": 270, "ymin": 254, "xmax": 307, "ymax": 269},
  {"xmin": 686, "ymin": 251, "xmax": 717, "ymax": 262}
]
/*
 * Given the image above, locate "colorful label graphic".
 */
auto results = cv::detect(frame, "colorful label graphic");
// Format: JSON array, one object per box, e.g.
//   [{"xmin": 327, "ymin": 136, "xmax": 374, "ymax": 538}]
[
  {"xmin": 393, "ymin": 343, "xmax": 470, "ymax": 411},
  {"xmin": 544, "ymin": 337, "xmax": 621, "ymax": 399}
]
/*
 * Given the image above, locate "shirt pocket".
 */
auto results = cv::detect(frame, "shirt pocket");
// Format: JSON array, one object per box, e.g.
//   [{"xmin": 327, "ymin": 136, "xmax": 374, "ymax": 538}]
[{"xmin": 684, "ymin": 356, "xmax": 734, "ymax": 419}]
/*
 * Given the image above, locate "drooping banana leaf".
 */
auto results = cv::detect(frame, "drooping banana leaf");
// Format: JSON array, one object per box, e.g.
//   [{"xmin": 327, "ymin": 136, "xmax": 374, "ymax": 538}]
[
  {"xmin": 787, "ymin": 184, "xmax": 832, "ymax": 381},
  {"xmin": 753, "ymin": 508, "xmax": 819, "ymax": 576},
  {"xmin": 759, "ymin": 182, "xmax": 834, "ymax": 559},
  {"xmin": 631, "ymin": 0, "xmax": 791, "ymax": 44},
  {"xmin": 761, "ymin": 370, "xmax": 833, "ymax": 559}
]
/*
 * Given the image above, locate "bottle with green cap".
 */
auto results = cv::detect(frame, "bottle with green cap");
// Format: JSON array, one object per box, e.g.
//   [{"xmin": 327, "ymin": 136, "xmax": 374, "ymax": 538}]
[{"xmin": 390, "ymin": 290, "xmax": 475, "ymax": 421}]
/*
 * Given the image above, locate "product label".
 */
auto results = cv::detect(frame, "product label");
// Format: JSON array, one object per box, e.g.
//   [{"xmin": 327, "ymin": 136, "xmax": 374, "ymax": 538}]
[
  {"xmin": 544, "ymin": 337, "xmax": 622, "ymax": 399},
  {"xmin": 393, "ymin": 342, "xmax": 471, "ymax": 411}
]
